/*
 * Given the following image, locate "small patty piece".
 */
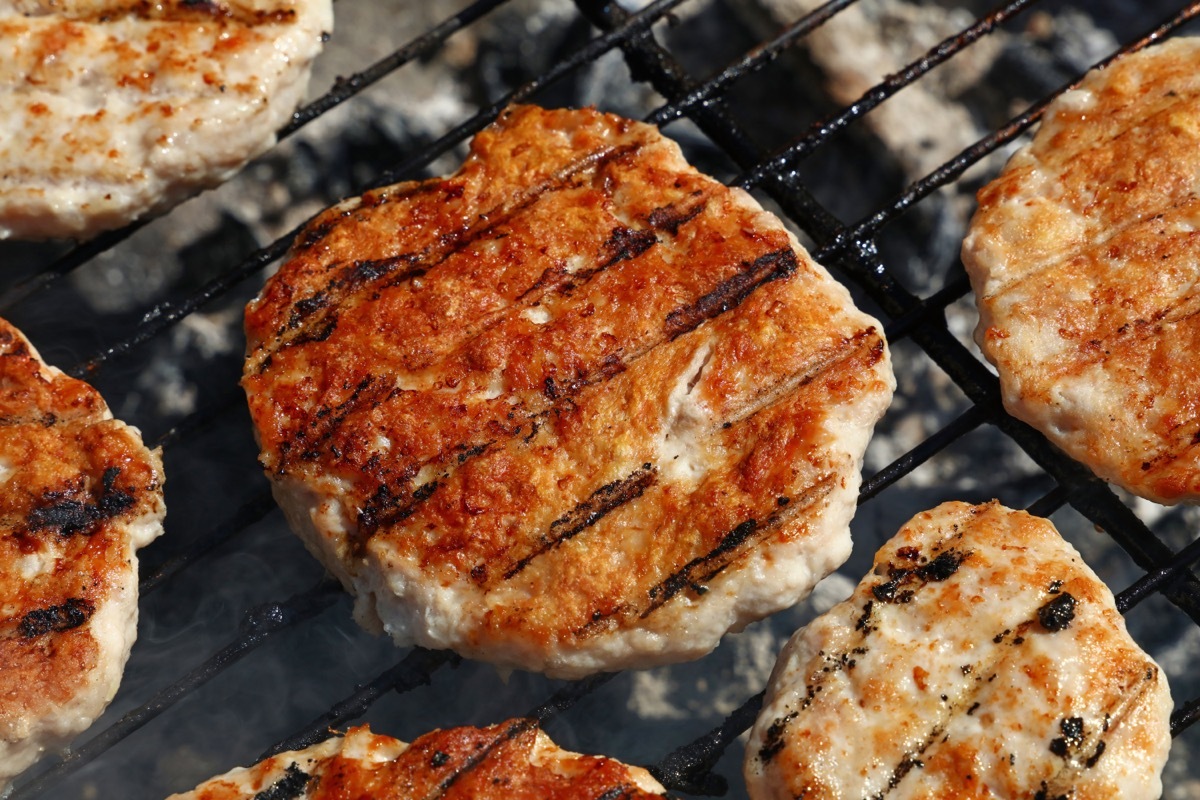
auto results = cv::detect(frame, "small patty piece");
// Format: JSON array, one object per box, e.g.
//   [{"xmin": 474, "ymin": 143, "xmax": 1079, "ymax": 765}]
[
  {"xmin": 745, "ymin": 501, "xmax": 1172, "ymax": 800},
  {"xmin": 0, "ymin": 317, "xmax": 166, "ymax": 792},
  {"xmin": 167, "ymin": 720, "xmax": 667, "ymax": 800},
  {"xmin": 242, "ymin": 104, "xmax": 894, "ymax": 678},
  {"xmin": 962, "ymin": 37, "xmax": 1200, "ymax": 504},
  {"xmin": 0, "ymin": 0, "xmax": 333, "ymax": 240}
]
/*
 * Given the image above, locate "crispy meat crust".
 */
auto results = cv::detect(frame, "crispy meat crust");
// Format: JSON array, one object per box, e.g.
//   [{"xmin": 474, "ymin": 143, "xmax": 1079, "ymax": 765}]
[
  {"xmin": 0, "ymin": 0, "xmax": 332, "ymax": 240},
  {"xmin": 0, "ymin": 317, "xmax": 165, "ymax": 790},
  {"xmin": 168, "ymin": 721, "xmax": 666, "ymax": 799},
  {"xmin": 962, "ymin": 37, "xmax": 1200, "ymax": 504},
  {"xmin": 243, "ymin": 105, "xmax": 893, "ymax": 676},
  {"xmin": 745, "ymin": 501, "xmax": 1172, "ymax": 800}
]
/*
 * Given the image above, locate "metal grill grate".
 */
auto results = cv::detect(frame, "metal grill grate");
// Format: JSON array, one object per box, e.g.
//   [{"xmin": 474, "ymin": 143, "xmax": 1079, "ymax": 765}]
[{"xmin": 5, "ymin": 1, "xmax": 1200, "ymax": 797}]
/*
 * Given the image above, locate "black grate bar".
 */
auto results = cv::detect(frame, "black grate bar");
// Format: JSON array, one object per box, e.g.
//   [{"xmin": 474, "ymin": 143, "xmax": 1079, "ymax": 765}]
[
  {"xmin": 580, "ymin": 0, "xmax": 848, "ymax": 260},
  {"xmin": 840, "ymin": 0, "xmax": 1200, "ymax": 255},
  {"xmin": 0, "ymin": 0, "xmax": 513, "ymax": 313},
  {"xmin": 1174, "ymin": 699, "xmax": 1200, "ymax": 738},
  {"xmin": 259, "ymin": 648, "xmax": 461, "ymax": 760},
  {"xmin": 278, "ymin": 0, "xmax": 510, "ymax": 138},
  {"xmin": 528, "ymin": 673, "xmax": 617, "ymax": 726},
  {"xmin": 1118, "ymin": 535, "xmax": 1200, "ymax": 614},
  {"xmin": 857, "ymin": 404, "xmax": 991, "ymax": 506},
  {"xmin": 0, "ymin": 220, "xmax": 152, "ymax": 314},
  {"xmin": 645, "ymin": 0, "xmax": 860, "ymax": 129},
  {"xmin": 153, "ymin": 384, "xmax": 245, "ymax": 450},
  {"xmin": 1026, "ymin": 484, "xmax": 1070, "ymax": 519},
  {"xmin": 138, "ymin": 488, "xmax": 277, "ymax": 597},
  {"xmin": 7, "ymin": 580, "xmax": 343, "ymax": 800},
  {"xmin": 650, "ymin": 690, "xmax": 764, "ymax": 797},
  {"xmin": 68, "ymin": 230, "xmax": 297, "ymax": 379},
  {"xmin": 881, "ymin": 272, "xmax": 972, "ymax": 344},
  {"xmin": 63, "ymin": 0, "xmax": 688, "ymax": 381},
  {"xmin": 366, "ymin": 0, "xmax": 688, "ymax": 192},
  {"xmin": 734, "ymin": 0, "xmax": 1042, "ymax": 193}
]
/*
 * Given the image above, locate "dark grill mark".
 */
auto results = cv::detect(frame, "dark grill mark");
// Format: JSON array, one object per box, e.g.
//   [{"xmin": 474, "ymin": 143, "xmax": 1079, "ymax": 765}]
[
  {"xmin": 871, "ymin": 549, "xmax": 968, "ymax": 604},
  {"xmin": 430, "ymin": 750, "xmax": 450, "ymax": 768},
  {"xmin": 600, "ymin": 226, "xmax": 658, "ymax": 268},
  {"xmin": 593, "ymin": 786, "xmax": 638, "ymax": 800},
  {"xmin": 85, "ymin": 2, "xmax": 297, "ymax": 26},
  {"xmin": 19, "ymin": 598, "xmax": 95, "ymax": 638},
  {"xmin": 287, "ymin": 294, "xmax": 329, "ymax": 329},
  {"xmin": 643, "ymin": 518, "xmax": 758, "ymax": 613},
  {"xmin": 663, "ymin": 248, "xmax": 798, "ymax": 340},
  {"xmin": 640, "ymin": 475, "xmax": 835, "ymax": 618},
  {"xmin": 884, "ymin": 754, "xmax": 925, "ymax": 793},
  {"xmin": 757, "ymin": 711, "xmax": 798, "ymax": 762},
  {"xmin": 286, "ymin": 375, "xmax": 383, "ymax": 469},
  {"xmin": 357, "ymin": 478, "xmax": 440, "ymax": 540},
  {"xmin": 503, "ymin": 464, "xmax": 658, "ymax": 580},
  {"xmin": 432, "ymin": 718, "xmax": 537, "ymax": 797},
  {"xmin": 1086, "ymin": 740, "xmax": 1107, "ymax": 768},
  {"xmin": 346, "ymin": 254, "xmax": 425, "ymax": 290},
  {"xmin": 855, "ymin": 600, "xmax": 876, "ymax": 633},
  {"xmin": 27, "ymin": 467, "xmax": 136, "ymax": 537},
  {"xmin": 1037, "ymin": 592, "xmax": 1077, "ymax": 632},
  {"xmin": 647, "ymin": 195, "xmax": 707, "ymax": 235},
  {"xmin": 265, "ymin": 143, "xmax": 644, "ymax": 362},
  {"xmin": 253, "ymin": 763, "xmax": 310, "ymax": 800}
]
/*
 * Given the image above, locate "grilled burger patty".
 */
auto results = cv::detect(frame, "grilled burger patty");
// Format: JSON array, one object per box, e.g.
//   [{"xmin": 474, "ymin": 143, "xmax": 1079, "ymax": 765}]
[
  {"xmin": 243, "ymin": 104, "xmax": 894, "ymax": 678},
  {"xmin": 0, "ymin": 317, "xmax": 165, "ymax": 792},
  {"xmin": 745, "ymin": 501, "xmax": 1172, "ymax": 800},
  {"xmin": 0, "ymin": 0, "xmax": 333, "ymax": 241},
  {"xmin": 962, "ymin": 37, "xmax": 1200, "ymax": 504},
  {"xmin": 168, "ymin": 721, "xmax": 666, "ymax": 799}
]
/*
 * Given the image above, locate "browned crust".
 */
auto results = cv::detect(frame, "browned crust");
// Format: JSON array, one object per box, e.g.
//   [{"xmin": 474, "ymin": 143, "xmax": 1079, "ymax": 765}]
[
  {"xmin": 244, "ymin": 104, "xmax": 891, "ymax": 668},
  {"xmin": 746, "ymin": 502, "xmax": 1172, "ymax": 799},
  {"xmin": 0, "ymin": 317, "xmax": 163, "ymax": 752},
  {"xmin": 964, "ymin": 37, "xmax": 1200, "ymax": 503},
  {"xmin": 174, "ymin": 721, "xmax": 665, "ymax": 799}
]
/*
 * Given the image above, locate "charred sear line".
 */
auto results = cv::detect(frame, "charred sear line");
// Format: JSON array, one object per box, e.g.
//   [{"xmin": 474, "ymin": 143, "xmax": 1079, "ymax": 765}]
[
  {"xmin": 27, "ymin": 466, "xmax": 136, "ymax": 537},
  {"xmin": 252, "ymin": 763, "xmax": 311, "ymax": 800},
  {"xmin": 874, "ymin": 750, "xmax": 930, "ymax": 799},
  {"xmin": 593, "ymin": 785, "xmax": 641, "ymax": 800},
  {"xmin": 81, "ymin": 1, "xmax": 297, "ymax": 26},
  {"xmin": 265, "ymin": 143, "xmax": 644, "ymax": 362},
  {"xmin": 641, "ymin": 476, "xmax": 835, "ymax": 618},
  {"xmin": 19, "ymin": 597, "xmax": 95, "ymax": 638},
  {"xmin": 357, "ymin": 478, "xmax": 441, "ymax": 541},
  {"xmin": 599, "ymin": 226, "xmax": 658, "ymax": 268},
  {"xmin": 647, "ymin": 194, "xmax": 707, "ymax": 235},
  {"xmin": 758, "ymin": 711, "xmax": 799, "ymax": 762},
  {"xmin": 503, "ymin": 464, "xmax": 658, "ymax": 580},
  {"xmin": 429, "ymin": 719, "xmax": 538, "ymax": 799},
  {"xmin": 281, "ymin": 375, "xmax": 383, "ymax": 469},
  {"xmin": 286, "ymin": 293, "xmax": 330, "ymax": 329},
  {"xmin": 871, "ymin": 549, "xmax": 969, "ymax": 604},
  {"xmin": 663, "ymin": 248, "xmax": 798, "ymax": 340}
]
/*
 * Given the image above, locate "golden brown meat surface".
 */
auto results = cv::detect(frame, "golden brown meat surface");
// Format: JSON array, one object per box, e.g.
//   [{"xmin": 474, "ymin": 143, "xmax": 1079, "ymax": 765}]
[
  {"xmin": 745, "ymin": 501, "xmax": 1172, "ymax": 800},
  {"xmin": 0, "ymin": 317, "xmax": 165, "ymax": 791},
  {"xmin": 0, "ymin": 0, "xmax": 333, "ymax": 240},
  {"xmin": 167, "ymin": 721, "xmax": 667, "ymax": 800},
  {"xmin": 962, "ymin": 37, "xmax": 1200, "ymax": 504},
  {"xmin": 243, "ymin": 105, "xmax": 894, "ymax": 677}
]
